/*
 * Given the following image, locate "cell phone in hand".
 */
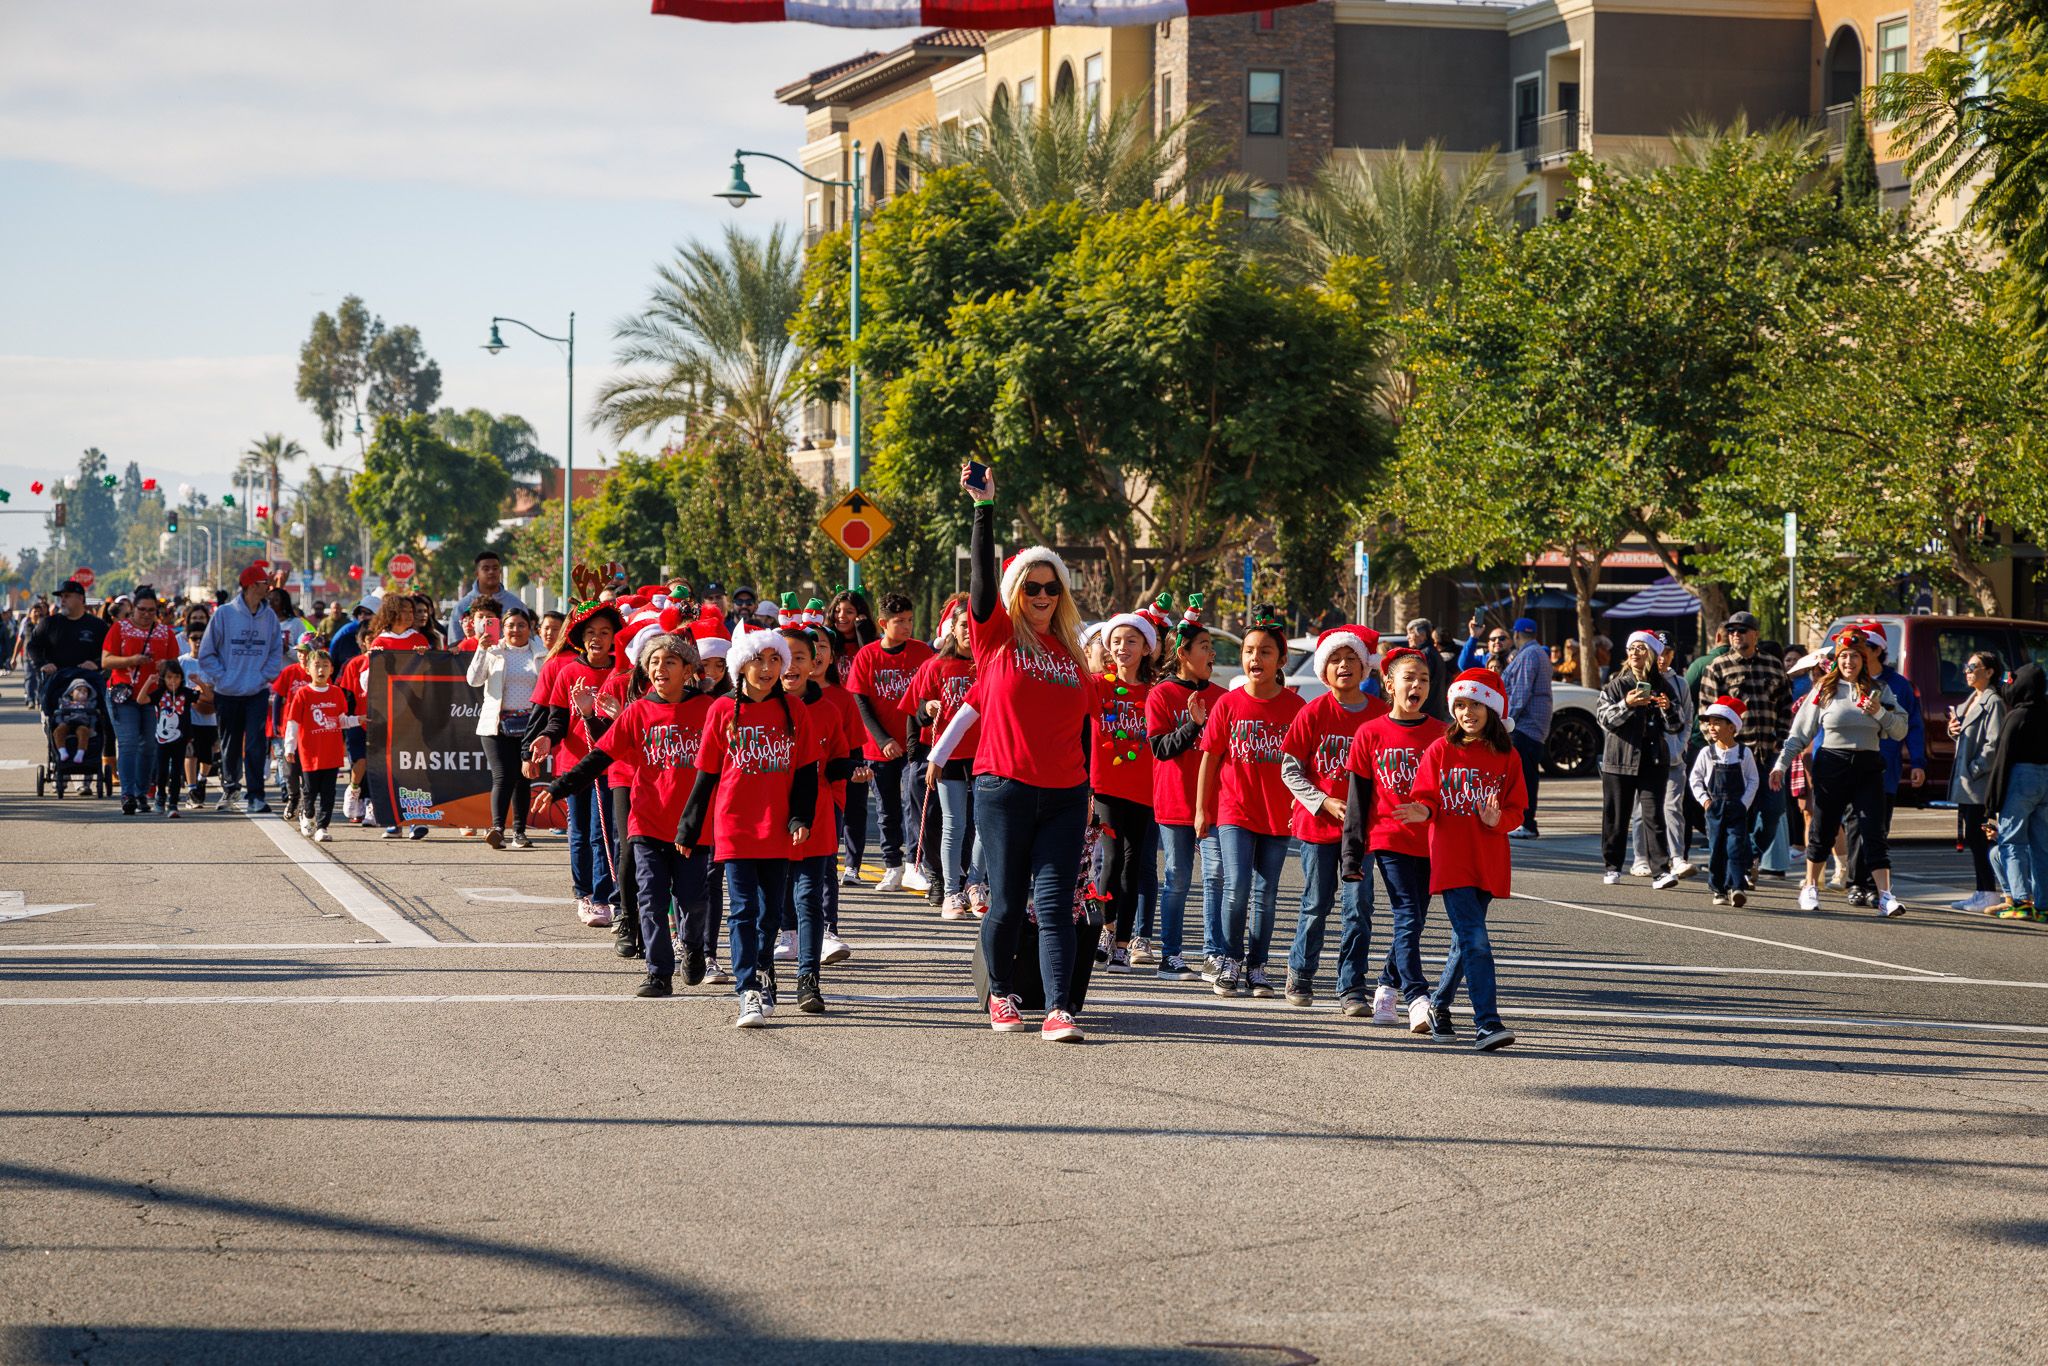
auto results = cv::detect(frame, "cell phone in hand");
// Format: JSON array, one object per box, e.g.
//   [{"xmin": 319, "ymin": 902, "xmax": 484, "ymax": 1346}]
[{"xmin": 966, "ymin": 460, "xmax": 990, "ymax": 495}]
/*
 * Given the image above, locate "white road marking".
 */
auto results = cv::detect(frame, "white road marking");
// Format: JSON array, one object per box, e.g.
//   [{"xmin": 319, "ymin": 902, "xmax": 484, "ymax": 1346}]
[
  {"xmin": 0, "ymin": 991, "xmax": 2043, "ymax": 1036},
  {"xmin": 0, "ymin": 759, "xmax": 35, "ymax": 770},
  {"xmin": 457, "ymin": 887, "xmax": 578, "ymax": 906},
  {"xmin": 0, "ymin": 942, "xmax": 611, "ymax": 952},
  {"xmin": 243, "ymin": 813, "xmax": 436, "ymax": 945},
  {"xmin": 1511, "ymin": 891, "xmax": 1952, "ymax": 977},
  {"xmin": 0, "ymin": 892, "xmax": 93, "ymax": 924}
]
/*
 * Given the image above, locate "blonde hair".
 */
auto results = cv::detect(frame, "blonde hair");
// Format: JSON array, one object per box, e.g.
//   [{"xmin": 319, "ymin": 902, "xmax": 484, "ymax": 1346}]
[{"xmin": 1004, "ymin": 571, "xmax": 1084, "ymax": 669}]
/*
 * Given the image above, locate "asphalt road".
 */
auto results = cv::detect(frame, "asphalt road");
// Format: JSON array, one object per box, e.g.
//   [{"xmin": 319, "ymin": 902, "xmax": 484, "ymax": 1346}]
[{"xmin": 2, "ymin": 693, "xmax": 2044, "ymax": 1364}]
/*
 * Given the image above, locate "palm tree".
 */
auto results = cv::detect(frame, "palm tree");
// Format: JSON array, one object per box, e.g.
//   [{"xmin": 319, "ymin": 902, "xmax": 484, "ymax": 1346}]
[
  {"xmin": 237, "ymin": 432, "xmax": 305, "ymax": 546},
  {"xmin": 1273, "ymin": 142, "xmax": 1521, "ymax": 312},
  {"xmin": 904, "ymin": 87, "xmax": 1246, "ymax": 217},
  {"xmin": 591, "ymin": 223, "xmax": 807, "ymax": 457}
]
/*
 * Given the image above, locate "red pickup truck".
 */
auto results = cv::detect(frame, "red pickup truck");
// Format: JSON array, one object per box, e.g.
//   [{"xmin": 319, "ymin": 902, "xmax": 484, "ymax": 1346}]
[{"xmin": 1820, "ymin": 614, "xmax": 2048, "ymax": 803}]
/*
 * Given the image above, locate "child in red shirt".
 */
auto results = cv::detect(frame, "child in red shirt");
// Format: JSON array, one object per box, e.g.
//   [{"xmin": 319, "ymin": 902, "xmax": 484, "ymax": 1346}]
[
  {"xmin": 845, "ymin": 593, "xmax": 936, "ymax": 891},
  {"xmin": 526, "ymin": 604, "xmax": 625, "ymax": 924},
  {"xmin": 804, "ymin": 630, "xmax": 864, "ymax": 959},
  {"xmin": 906, "ymin": 604, "xmax": 981, "ymax": 917},
  {"xmin": 1401, "ymin": 666, "xmax": 1527, "ymax": 1052},
  {"xmin": 771, "ymin": 626, "xmax": 855, "ymax": 1015},
  {"xmin": 1091, "ymin": 606, "xmax": 1159, "ymax": 972},
  {"xmin": 1145, "ymin": 602, "xmax": 1219, "ymax": 981},
  {"xmin": 1343, "ymin": 647, "xmax": 1448, "ymax": 1032},
  {"xmin": 271, "ymin": 638, "xmax": 316, "ymax": 824},
  {"xmin": 676, "ymin": 627, "xmax": 820, "ymax": 1029},
  {"xmin": 281, "ymin": 649, "xmax": 359, "ymax": 840},
  {"xmin": 1195, "ymin": 612, "xmax": 1306, "ymax": 998},
  {"xmin": 537, "ymin": 631, "xmax": 712, "ymax": 997},
  {"xmin": 1279, "ymin": 626, "xmax": 1388, "ymax": 1012}
]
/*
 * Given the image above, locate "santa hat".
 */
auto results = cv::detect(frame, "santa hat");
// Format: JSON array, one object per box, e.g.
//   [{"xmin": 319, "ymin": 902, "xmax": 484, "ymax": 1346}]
[
  {"xmin": 1446, "ymin": 667, "xmax": 1514, "ymax": 731},
  {"xmin": 1313, "ymin": 625, "xmax": 1380, "ymax": 678},
  {"xmin": 1101, "ymin": 610, "xmax": 1159, "ymax": 654},
  {"xmin": 1702, "ymin": 695, "xmax": 1747, "ymax": 732},
  {"xmin": 1625, "ymin": 629, "xmax": 1666, "ymax": 656},
  {"xmin": 623, "ymin": 605, "xmax": 689, "ymax": 669},
  {"xmin": 1835, "ymin": 620, "xmax": 1888, "ymax": 662},
  {"xmin": 998, "ymin": 546, "xmax": 1072, "ymax": 604},
  {"xmin": 238, "ymin": 560, "xmax": 272, "ymax": 589},
  {"xmin": 728, "ymin": 621, "xmax": 792, "ymax": 675},
  {"xmin": 691, "ymin": 604, "xmax": 731, "ymax": 660}
]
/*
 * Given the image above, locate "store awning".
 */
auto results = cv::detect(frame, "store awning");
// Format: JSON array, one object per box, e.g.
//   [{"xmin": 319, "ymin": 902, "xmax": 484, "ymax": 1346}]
[
  {"xmin": 1602, "ymin": 577, "xmax": 1702, "ymax": 620},
  {"xmin": 654, "ymin": 0, "xmax": 1313, "ymax": 29}
]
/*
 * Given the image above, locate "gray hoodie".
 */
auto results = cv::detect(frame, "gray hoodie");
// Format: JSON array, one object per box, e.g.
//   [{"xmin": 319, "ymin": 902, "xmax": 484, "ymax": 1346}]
[{"xmin": 197, "ymin": 593, "xmax": 285, "ymax": 698}]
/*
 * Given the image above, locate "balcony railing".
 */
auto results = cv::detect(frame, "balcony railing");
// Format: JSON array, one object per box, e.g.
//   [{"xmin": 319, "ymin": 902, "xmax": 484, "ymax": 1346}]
[
  {"xmin": 1822, "ymin": 100, "xmax": 1856, "ymax": 155},
  {"xmin": 1524, "ymin": 111, "xmax": 1585, "ymax": 169}
]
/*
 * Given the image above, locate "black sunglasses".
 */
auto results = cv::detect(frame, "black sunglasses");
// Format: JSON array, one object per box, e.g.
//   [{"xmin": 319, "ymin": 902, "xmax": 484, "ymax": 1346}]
[{"xmin": 1020, "ymin": 579, "xmax": 1062, "ymax": 599}]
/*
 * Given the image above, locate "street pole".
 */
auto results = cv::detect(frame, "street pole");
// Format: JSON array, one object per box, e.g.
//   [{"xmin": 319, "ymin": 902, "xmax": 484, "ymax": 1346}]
[
  {"xmin": 485, "ymin": 315, "xmax": 574, "ymax": 608},
  {"xmin": 1784, "ymin": 511, "xmax": 1799, "ymax": 647}
]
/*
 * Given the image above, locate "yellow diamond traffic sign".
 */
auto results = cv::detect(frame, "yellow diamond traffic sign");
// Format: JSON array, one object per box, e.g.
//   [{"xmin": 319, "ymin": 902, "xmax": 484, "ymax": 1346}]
[{"xmin": 819, "ymin": 488, "xmax": 893, "ymax": 563}]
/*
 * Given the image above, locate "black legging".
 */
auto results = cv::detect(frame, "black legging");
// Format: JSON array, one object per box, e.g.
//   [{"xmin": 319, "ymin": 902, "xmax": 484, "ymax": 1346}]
[
  {"xmin": 482, "ymin": 731, "xmax": 531, "ymax": 833},
  {"xmin": 1806, "ymin": 749, "xmax": 1887, "ymax": 872},
  {"xmin": 1959, "ymin": 802, "xmax": 1997, "ymax": 892},
  {"xmin": 1600, "ymin": 767, "xmax": 1669, "ymax": 872}
]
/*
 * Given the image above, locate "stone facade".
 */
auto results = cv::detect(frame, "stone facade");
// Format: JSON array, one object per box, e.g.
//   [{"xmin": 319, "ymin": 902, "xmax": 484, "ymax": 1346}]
[{"xmin": 1155, "ymin": 7, "xmax": 1335, "ymax": 194}]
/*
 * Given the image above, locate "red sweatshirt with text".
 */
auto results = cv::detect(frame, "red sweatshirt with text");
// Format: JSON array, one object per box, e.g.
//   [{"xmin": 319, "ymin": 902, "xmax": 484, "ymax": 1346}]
[
  {"xmin": 1345, "ymin": 714, "xmax": 1449, "ymax": 859},
  {"xmin": 1198, "ymin": 686, "xmax": 1306, "ymax": 837},
  {"xmin": 695, "ymin": 693, "xmax": 820, "ymax": 860},
  {"xmin": 596, "ymin": 693, "xmax": 715, "ymax": 841},
  {"xmin": 1410, "ymin": 735, "xmax": 1527, "ymax": 897}
]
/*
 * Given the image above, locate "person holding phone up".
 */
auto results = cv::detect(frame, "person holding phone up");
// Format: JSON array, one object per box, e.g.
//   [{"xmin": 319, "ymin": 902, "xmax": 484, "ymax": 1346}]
[{"xmin": 1595, "ymin": 630, "xmax": 1686, "ymax": 888}]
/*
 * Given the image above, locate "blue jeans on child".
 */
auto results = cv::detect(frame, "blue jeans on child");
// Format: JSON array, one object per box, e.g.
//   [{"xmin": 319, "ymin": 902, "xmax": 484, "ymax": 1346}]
[
  {"xmin": 566, "ymin": 785, "xmax": 618, "ymax": 906},
  {"xmin": 630, "ymin": 839, "xmax": 707, "ymax": 979},
  {"xmin": 1218, "ymin": 825, "xmax": 1290, "ymax": 969},
  {"xmin": 773, "ymin": 853, "xmax": 832, "ymax": 977},
  {"xmin": 936, "ymin": 774, "xmax": 982, "ymax": 897},
  {"xmin": 1156, "ymin": 822, "xmax": 1218, "ymax": 963},
  {"xmin": 1432, "ymin": 886, "xmax": 1502, "ymax": 1034},
  {"xmin": 1373, "ymin": 850, "xmax": 1432, "ymax": 1005},
  {"xmin": 1286, "ymin": 840, "xmax": 1371, "ymax": 1000},
  {"xmin": 725, "ymin": 858, "xmax": 788, "ymax": 997},
  {"xmin": 1704, "ymin": 763, "xmax": 1752, "ymax": 895}
]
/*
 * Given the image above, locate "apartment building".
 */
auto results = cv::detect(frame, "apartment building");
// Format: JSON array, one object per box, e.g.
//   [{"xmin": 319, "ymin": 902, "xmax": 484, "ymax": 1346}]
[{"xmin": 776, "ymin": 0, "xmax": 1961, "ymax": 480}]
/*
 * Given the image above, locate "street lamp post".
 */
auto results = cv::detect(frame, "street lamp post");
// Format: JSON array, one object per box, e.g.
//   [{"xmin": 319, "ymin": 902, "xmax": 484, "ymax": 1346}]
[
  {"xmin": 717, "ymin": 145, "xmax": 864, "ymax": 591},
  {"xmin": 485, "ymin": 315, "xmax": 574, "ymax": 609}
]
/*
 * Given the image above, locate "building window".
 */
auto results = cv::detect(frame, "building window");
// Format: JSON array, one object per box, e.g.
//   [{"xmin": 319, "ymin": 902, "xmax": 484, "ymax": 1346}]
[
  {"xmin": 895, "ymin": 133, "xmax": 912, "ymax": 194},
  {"xmin": 869, "ymin": 145, "xmax": 887, "ymax": 202},
  {"xmin": 1512, "ymin": 191, "xmax": 1538, "ymax": 231},
  {"xmin": 1877, "ymin": 19, "xmax": 1909, "ymax": 77},
  {"xmin": 1247, "ymin": 70, "xmax": 1282, "ymax": 136},
  {"xmin": 1513, "ymin": 74, "xmax": 1541, "ymax": 149},
  {"xmin": 1159, "ymin": 73, "xmax": 1172, "ymax": 130},
  {"xmin": 1255, "ymin": 9, "xmax": 1276, "ymax": 30},
  {"xmin": 1084, "ymin": 53, "xmax": 1104, "ymax": 130},
  {"xmin": 1018, "ymin": 75, "xmax": 1037, "ymax": 120},
  {"xmin": 1247, "ymin": 187, "xmax": 1280, "ymax": 219},
  {"xmin": 991, "ymin": 82, "xmax": 1011, "ymax": 120}
]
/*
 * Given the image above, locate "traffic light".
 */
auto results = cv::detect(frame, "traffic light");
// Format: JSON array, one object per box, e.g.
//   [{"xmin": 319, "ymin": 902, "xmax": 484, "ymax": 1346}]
[
  {"xmin": 52, "ymin": 501, "xmax": 66, "ymax": 528},
  {"xmin": 322, "ymin": 543, "xmax": 338, "ymax": 560},
  {"xmin": 166, "ymin": 509, "xmax": 180, "ymax": 534}
]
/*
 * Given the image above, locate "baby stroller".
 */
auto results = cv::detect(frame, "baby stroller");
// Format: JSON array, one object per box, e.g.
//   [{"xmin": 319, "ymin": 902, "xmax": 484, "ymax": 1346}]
[{"xmin": 36, "ymin": 666, "xmax": 111, "ymax": 799}]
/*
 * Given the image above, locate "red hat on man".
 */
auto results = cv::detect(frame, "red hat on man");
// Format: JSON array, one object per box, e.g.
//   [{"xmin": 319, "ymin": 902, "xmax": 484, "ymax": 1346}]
[{"xmin": 238, "ymin": 560, "xmax": 271, "ymax": 589}]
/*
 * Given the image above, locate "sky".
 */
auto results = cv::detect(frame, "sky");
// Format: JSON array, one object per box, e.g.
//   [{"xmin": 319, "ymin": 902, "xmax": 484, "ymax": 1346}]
[{"xmin": 0, "ymin": 0, "xmax": 919, "ymax": 563}]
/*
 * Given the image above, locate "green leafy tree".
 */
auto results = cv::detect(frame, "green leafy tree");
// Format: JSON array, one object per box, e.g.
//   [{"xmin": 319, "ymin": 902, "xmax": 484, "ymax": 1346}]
[
  {"xmin": 577, "ymin": 449, "xmax": 693, "ymax": 584},
  {"xmin": 296, "ymin": 295, "xmax": 444, "ymax": 448},
  {"xmin": 1841, "ymin": 99, "xmax": 1881, "ymax": 213},
  {"xmin": 431, "ymin": 408, "xmax": 556, "ymax": 484},
  {"xmin": 45, "ymin": 448, "xmax": 120, "ymax": 580},
  {"xmin": 289, "ymin": 467, "xmax": 367, "ymax": 580},
  {"xmin": 1875, "ymin": 0, "xmax": 2048, "ymax": 358},
  {"xmin": 591, "ymin": 225, "xmax": 806, "ymax": 457},
  {"xmin": 666, "ymin": 438, "xmax": 822, "ymax": 597},
  {"xmin": 237, "ymin": 433, "xmax": 306, "ymax": 546},
  {"xmin": 350, "ymin": 414, "xmax": 511, "ymax": 597},
  {"xmin": 1697, "ymin": 236, "xmax": 2048, "ymax": 619}
]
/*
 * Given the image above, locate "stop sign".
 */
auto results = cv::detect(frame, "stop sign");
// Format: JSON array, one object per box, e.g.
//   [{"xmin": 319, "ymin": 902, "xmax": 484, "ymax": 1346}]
[
  {"xmin": 841, "ymin": 521, "xmax": 872, "ymax": 550},
  {"xmin": 387, "ymin": 553, "xmax": 416, "ymax": 581},
  {"xmin": 73, "ymin": 567, "xmax": 95, "ymax": 590}
]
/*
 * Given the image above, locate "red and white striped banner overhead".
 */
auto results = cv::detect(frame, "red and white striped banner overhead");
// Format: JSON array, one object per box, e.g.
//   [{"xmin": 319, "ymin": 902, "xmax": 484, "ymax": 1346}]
[{"xmin": 652, "ymin": 0, "xmax": 1317, "ymax": 29}]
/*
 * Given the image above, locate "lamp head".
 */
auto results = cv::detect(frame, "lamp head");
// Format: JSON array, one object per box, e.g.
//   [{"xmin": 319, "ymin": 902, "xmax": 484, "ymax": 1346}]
[
  {"xmin": 484, "ymin": 322, "xmax": 506, "ymax": 356},
  {"xmin": 718, "ymin": 157, "xmax": 758, "ymax": 209}
]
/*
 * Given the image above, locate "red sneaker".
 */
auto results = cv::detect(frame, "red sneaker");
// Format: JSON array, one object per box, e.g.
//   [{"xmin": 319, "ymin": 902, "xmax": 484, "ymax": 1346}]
[
  {"xmin": 1041, "ymin": 1009, "xmax": 1083, "ymax": 1043},
  {"xmin": 988, "ymin": 994, "xmax": 1027, "ymax": 1033}
]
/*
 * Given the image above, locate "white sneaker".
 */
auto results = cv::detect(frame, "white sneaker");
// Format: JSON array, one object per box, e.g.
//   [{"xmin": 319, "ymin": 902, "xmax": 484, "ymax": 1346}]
[
  {"xmin": 1408, "ymin": 997, "xmax": 1433, "ymax": 1034},
  {"xmin": 1878, "ymin": 892, "xmax": 1905, "ymax": 918},
  {"xmin": 1602, "ymin": 870, "xmax": 1621, "ymax": 885},
  {"xmin": 706, "ymin": 957, "xmax": 733, "ymax": 985},
  {"xmin": 840, "ymin": 863, "xmax": 863, "ymax": 886},
  {"xmin": 821, "ymin": 931, "xmax": 851, "ymax": 964},
  {"xmin": 1629, "ymin": 860, "xmax": 1653, "ymax": 878},
  {"xmin": 1969, "ymin": 889, "xmax": 2007, "ymax": 913},
  {"xmin": 773, "ymin": 930, "xmax": 796, "ymax": 961},
  {"xmin": 735, "ymin": 990, "xmax": 768, "ymax": 1028},
  {"xmin": 1827, "ymin": 863, "xmax": 1848, "ymax": 889},
  {"xmin": 875, "ymin": 865, "xmax": 906, "ymax": 893},
  {"xmin": 1798, "ymin": 884, "xmax": 1821, "ymax": 911},
  {"xmin": 343, "ymin": 786, "xmax": 362, "ymax": 821},
  {"xmin": 579, "ymin": 900, "xmax": 614, "ymax": 927},
  {"xmin": 1370, "ymin": 984, "xmax": 1399, "ymax": 1026},
  {"xmin": 1128, "ymin": 937, "xmax": 1158, "ymax": 965},
  {"xmin": 313, "ymin": 828, "xmax": 332, "ymax": 843},
  {"xmin": 1669, "ymin": 860, "xmax": 1698, "ymax": 880},
  {"xmin": 902, "ymin": 865, "xmax": 931, "ymax": 894},
  {"xmin": 939, "ymin": 893, "xmax": 967, "ymax": 920},
  {"xmin": 299, "ymin": 815, "xmax": 314, "ymax": 838},
  {"xmin": 1651, "ymin": 871, "xmax": 1680, "ymax": 891}
]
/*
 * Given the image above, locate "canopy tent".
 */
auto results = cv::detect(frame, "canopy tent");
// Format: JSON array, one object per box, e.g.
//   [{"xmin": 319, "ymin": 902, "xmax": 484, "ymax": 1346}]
[
  {"xmin": 1485, "ymin": 589, "xmax": 1602, "ymax": 613},
  {"xmin": 653, "ymin": 0, "xmax": 1313, "ymax": 27},
  {"xmin": 1602, "ymin": 577, "xmax": 1701, "ymax": 620}
]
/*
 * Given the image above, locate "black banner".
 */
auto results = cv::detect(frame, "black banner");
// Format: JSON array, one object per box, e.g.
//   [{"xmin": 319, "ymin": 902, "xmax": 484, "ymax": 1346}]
[{"xmin": 363, "ymin": 650, "xmax": 560, "ymax": 831}]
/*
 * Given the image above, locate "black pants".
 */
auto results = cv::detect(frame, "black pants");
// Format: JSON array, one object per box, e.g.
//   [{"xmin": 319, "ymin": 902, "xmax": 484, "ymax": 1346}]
[
  {"xmin": 1093, "ymin": 793, "xmax": 1157, "ymax": 941},
  {"xmin": 283, "ymin": 757, "xmax": 302, "ymax": 813},
  {"xmin": 918, "ymin": 764, "xmax": 942, "ymax": 878},
  {"xmin": 1512, "ymin": 730, "xmax": 1545, "ymax": 825},
  {"xmin": 870, "ymin": 756, "xmax": 908, "ymax": 867},
  {"xmin": 157, "ymin": 737, "xmax": 190, "ymax": 807},
  {"xmin": 1601, "ymin": 768, "xmax": 1669, "ymax": 872},
  {"xmin": 213, "ymin": 692, "xmax": 268, "ymax": 801},
  {"xmin": 841, "ymin": 777, "xmax": 870, "ymax": 871},
  {"xmin": 1806, "ymin": 749, "xmax": 1887, "ymax": 872},
  {"xmin": 1849, "ymin": 791, "xmax": 1901, "ymax": 893},
  {"xmin": 482, "ymin": 732, "xmax": 531, "ymax": 834},
  {"xmin": 1960, "ymin": 802, "xmax": 1997, "ymax": 891},
  {"xmin": 303, "ymin": 767, "xmax": 339, "ymax": 828},
  {"xmin": 611, "ymin": 786, "xmax": 639, "ymax": 944},
  {"xmin": 629, "ymin": 838, "xmax": 708, "ymax": 978}
]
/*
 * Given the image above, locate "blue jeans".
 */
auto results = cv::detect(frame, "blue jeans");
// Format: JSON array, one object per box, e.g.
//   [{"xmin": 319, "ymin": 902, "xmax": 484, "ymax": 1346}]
[
  {"xmin": 1133, "ymin": 850, "xmax": 1159, "ymax": 943},
  {"xmin": 725, "ymin": 858, "xmax": 788, "ymax": 997},
  {"xmin": 1373, "ymin": 850, "xmax": 1432, "ymax": 1004},
  {"xmin": 630, "ymin": 838, "xmax": 707, "ymax": 979},
  {"xmin": 213, "ymin": 692, "xmax": 268, "ymax": 801},
  {"xmin": 1705, "ymin": 796, "xmax": 1752, "ymax": 895},
  {"xmin": 1434, "ymin": 886, "xmax": 1502, "ymax": 1033},
  {"xmin": 1218, "ymin": 825, "xmax": 1290, "ymax": 969},
  {"xmin": 976, "ymin": 775, "xmax": 1090, "ymax": 1012},
  {"xmin": 1158, "ymin": 822, "xmax": 1220, "ymax": 961},
  {"xmin": 1287, "ymin": 839, "xmax": 1371, "ymax": 1000},
  {"xmin": 566, "ymin": 785, "xmax": 618, "ymax": 905},
  {"xmin": 1750, "ymin": 776, "xmax": 1787, "ymax": 874},
  {"xmin": 109, "ymin": 698, "xmax": 157, "ymax": 802},
  {"xmin": 1997, "ymin": 763, "xmax": 2048, "ymax": 905},
  {"xmin": 777, "ymin": 853, "xmax": 832, "ymax": 977},
  {"xmin": 936, "ymin": 775, "xmax": 982, "ymax": 896}
]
